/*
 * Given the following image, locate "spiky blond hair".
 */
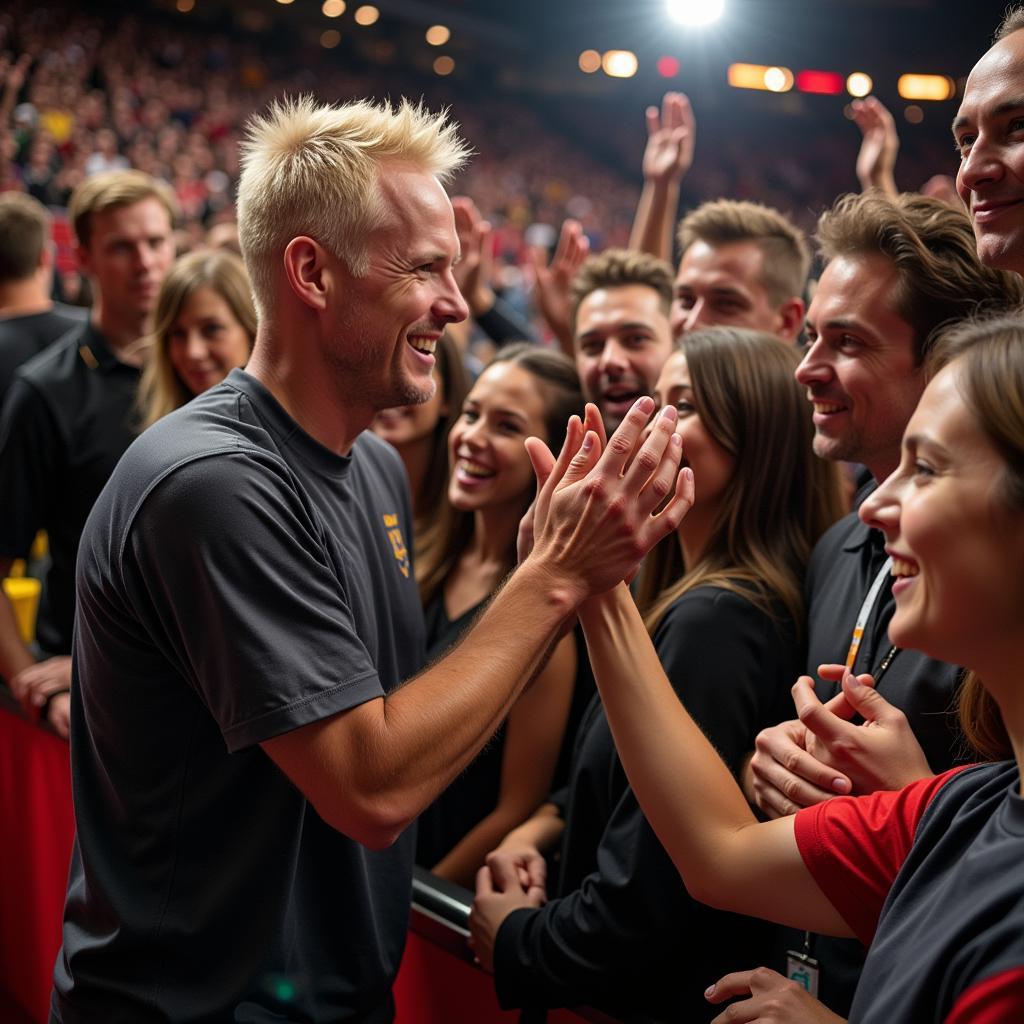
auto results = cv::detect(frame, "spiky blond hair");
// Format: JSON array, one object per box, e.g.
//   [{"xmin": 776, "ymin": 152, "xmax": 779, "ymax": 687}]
[{"xmin": 237, "ymin": 95, "xmax": 471, "ymax": 317}]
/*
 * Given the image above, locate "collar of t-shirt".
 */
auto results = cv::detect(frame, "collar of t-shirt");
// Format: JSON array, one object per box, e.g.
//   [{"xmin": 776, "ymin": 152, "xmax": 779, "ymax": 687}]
[{"xmin": 77, "ymin": 319, "xmax": 137, "ymax": 376}]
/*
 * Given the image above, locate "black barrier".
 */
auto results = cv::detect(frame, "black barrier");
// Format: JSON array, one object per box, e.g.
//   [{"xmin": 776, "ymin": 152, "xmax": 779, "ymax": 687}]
[{"xmin": 410, "ymin": 866, "xmax": 622, "ymax": 1024}]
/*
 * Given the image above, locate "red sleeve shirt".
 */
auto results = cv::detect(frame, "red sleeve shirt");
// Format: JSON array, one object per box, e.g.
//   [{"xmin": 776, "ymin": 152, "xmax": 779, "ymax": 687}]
[{"xmin": 793, "ymin": 766, "xmax": 972, "ymax": 946}]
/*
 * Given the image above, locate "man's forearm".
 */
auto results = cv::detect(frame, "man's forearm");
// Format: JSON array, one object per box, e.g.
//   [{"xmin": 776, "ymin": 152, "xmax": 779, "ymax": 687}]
[{"xmin": 629, "ymin": 180, "xmax": 681, "ymax": 262}]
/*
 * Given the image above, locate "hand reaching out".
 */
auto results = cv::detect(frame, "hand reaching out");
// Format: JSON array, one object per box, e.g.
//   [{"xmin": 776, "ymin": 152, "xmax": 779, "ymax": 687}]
[
  {"xmin": 706, "ymin": 967, "xmax": 846, "ymax": 1024},
  {"xmin": 851, "ymin": 96, "xmax": 898, "ymax": 196},
  {"xmin": 530, "ymin": 218, "xmax": 589, "ymax": 355},
  {"xmin": 794, "ymin": 666, "xmax": 933, "ymax": 793},
  {"xmin": 642, "ymin": 91, "xmax": 696, "ymax": 186},
  {"xmin": 451, "ymin": 196, "xmax": 495, "ymax": 316}
]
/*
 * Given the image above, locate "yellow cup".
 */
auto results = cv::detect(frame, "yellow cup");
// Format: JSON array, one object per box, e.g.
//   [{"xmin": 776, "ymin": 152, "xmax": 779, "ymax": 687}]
[{"xmin": 3, "ymin": 576, "xmax": 41, "ymax": 644}]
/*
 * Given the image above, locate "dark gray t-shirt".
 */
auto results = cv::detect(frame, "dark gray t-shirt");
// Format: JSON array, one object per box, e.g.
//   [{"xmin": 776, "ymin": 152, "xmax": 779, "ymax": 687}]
[{"xmin": 52, "ymin": 369, "xmax": 425, "ymax": 1023}]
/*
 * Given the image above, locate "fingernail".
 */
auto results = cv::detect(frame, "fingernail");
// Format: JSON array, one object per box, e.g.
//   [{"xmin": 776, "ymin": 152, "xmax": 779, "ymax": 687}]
[
  {"xmin": 683, "ymin": 466, "xmax": 693, "ymax": 481},
  {"xmin": 846, "ymin": 672, "xmax": 862, "ymax": 689},
  {"xmin": 671, "ymin": 433, "xmax": 682, "ymax": 448},
  {"xmin": 636, "ymin": 396, "xmax": 655, "ymax": 414},
  {"xmin": 704, "ymin": 985, "xmax": 715, "ymax": 998},
  {"xmin": 581, "ymin": 434, "xmax": 593, "ymax": 452},
  {"xmin": 660, "ymin": 404, "xmax": 677, "ymax": 422},
  {"xmin": 833, "ymin": 777, "xmax": 851, "ymax": 793}
]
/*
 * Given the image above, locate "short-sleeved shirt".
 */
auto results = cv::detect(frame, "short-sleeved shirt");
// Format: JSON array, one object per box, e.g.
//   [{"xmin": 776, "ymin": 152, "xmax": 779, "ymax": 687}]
[
  {"xmin": 52, "ymin": 369, "xmax": 425, "ymax": 1023},
  {"xmin": 795, "ymin": 762, "xmax": 1024, "ymax": 1024},
  {"xmin": 0, "ymin": 303, "xmax": 84, "ymax": 402},
  {"xmin": 494, "ymin": 586, "xmax": 799, "ymax": 1022},
  {"xmin": 800, "ymin": 500, "xmax": 971, "ymax": 1012},
  {"xmin": 0, "ymin": 319, "xmax": 139, "ymax": 657}
]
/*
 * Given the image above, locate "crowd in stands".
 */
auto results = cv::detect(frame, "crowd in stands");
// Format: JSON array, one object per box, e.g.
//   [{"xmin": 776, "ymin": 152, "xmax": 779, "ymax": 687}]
[{"xmin": 2, "ymin": 2, "xmax": 1024, "ymax": 1024}]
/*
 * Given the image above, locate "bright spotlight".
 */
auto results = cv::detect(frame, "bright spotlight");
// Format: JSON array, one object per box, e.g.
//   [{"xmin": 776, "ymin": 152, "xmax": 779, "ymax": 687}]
[
  {"xmin": 666, "ymin": 0, "xmax": 725, "ymax": 26},
  {"xmin": 847, "ymin": 72, "xmax": 873, "ymax": 98}
]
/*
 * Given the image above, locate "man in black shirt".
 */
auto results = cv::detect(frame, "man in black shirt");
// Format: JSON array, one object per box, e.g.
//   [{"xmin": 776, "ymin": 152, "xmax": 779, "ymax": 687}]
[
  {"xmin": 0, "ymin": 192, "xmax": 84, "ymax": 403},
  {"xmin": 53, "ymin": 97, "xmax": 692, "ymax": 1023},
  {"xmin": 741, "ymin": 191, "xmax": 1024, "ymax": 1016},
  {"xmin": 0, "ymin": 170, "xmax": 176, "ymax": 736}
]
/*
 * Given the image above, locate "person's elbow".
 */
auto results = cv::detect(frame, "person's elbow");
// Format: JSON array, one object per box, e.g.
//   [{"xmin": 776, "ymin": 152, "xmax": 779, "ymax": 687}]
[{"xmin": 313, "ymin": 790, "xmax": 417, "ymax": 850}]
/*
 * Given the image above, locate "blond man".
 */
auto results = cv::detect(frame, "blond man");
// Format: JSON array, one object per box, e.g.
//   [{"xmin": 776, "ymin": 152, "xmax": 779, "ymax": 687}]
[
  {"xmin": 53, "ymin": 97, "xmax": 690, "ymax": 1022},
  {"xmin": 0, "ymin": 171, "xmax": 175, "ymax": 736}
]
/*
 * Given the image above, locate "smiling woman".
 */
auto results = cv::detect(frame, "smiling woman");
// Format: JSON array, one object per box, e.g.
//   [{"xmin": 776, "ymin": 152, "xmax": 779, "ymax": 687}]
[
  {"xmin": 414, "ymin": 343, "xmax": 589, "ymax": 889},
  {"xmin": 137, "ymin": 249, "xmax": 256, "ymax": 429},
  {"xmin": 563, "ymin": 314, "xmax": 1024, "ymax": 1023}
]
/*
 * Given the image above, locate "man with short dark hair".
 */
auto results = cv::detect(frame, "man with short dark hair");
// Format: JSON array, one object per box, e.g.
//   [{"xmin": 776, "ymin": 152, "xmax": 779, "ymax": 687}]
[
  {"xmin": 741, "ymin": 189, "xmax": 1024, "ymax": 1019},
  {"xmin": 0, "ymin": 192, "xmax": 83, "ymax": 402},
  {"xmin": 671, "ymin": 199, "xmax": 808, "ymax": 342},
  {"xmin": 628, "ymin": 94, "xmax": 809, "ymax": 344},
  {"xmin": 0, "ymin": 170, "xmax": 176, "ymax": 735},
  {"xmin": 569, "ymin": 248, "xmax": 675, "ymax": 433}
]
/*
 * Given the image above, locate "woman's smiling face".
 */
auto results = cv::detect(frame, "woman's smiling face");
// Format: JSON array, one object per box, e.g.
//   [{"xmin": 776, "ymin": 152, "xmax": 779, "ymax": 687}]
[{"xmin": 860, "ymin": 359, "xmax": 1024, "ymax": 672}]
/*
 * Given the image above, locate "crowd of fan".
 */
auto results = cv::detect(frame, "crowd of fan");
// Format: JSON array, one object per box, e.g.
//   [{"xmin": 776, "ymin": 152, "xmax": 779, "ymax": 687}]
[{"xmin": 2, "ymin": 4, "xmax": 1024, "ymax": 1024}]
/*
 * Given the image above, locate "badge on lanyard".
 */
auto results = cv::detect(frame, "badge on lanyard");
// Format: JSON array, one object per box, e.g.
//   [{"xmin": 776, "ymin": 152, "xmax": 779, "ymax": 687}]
[{"xmin": 786, "ymin": 947, "xmax": 820, "ymax": 997}]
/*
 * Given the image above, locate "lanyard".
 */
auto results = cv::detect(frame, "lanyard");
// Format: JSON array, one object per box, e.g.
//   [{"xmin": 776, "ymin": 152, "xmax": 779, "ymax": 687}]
[{"xmin": 844, "ymin": 556, "xmax": 893, "ymax": 670}]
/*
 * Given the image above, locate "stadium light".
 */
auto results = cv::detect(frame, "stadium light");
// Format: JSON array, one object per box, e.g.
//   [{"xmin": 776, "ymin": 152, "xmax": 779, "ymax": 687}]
[
  {"xmin": 728, "ymin": 63, "xmax": 793, "ymax": 93},
  {"xmin": 796, "ymin": 70, "xmax": 844, "ymax": 95},
  {"xmin": 425, "ymin": 25, "xmax": 450, "ymax": 46},
  {"xmin": 846, "ymin": 72, "xmax": 873, "ymax": 98},
  {"xmin": 603, "ymin": 50, "xmax": 639, "ymax": 78},
  {"xmin": 578, "ymin": 50, "xmax": 601, "ymax": 74},
  {"xmin": 666, "ymin": 0, "xmax": 725, "ymax": 26},
  {"xmin": 657, "ymin": 56, "xmax": 681, "ymax": 78},
  {"xmin": 897, "ymin": 74, "xmax": 955, "ymax": 101}
]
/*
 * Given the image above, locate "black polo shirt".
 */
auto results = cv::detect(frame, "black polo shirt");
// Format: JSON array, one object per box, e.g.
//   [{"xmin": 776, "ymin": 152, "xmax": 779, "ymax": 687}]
[
  {"xmin": 0, "ymin": 320, "xmax": 140, "ymax": 658},
  {"xmin": 0, "ymin": 303, "xmax": 86, "ymax": 403},
  {"xmin": 796, "ymin": 490, "xmax": 970, "ymax": 1016}
]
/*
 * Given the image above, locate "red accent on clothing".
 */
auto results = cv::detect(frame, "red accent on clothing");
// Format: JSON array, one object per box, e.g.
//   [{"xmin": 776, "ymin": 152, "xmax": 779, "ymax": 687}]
[
  {"xmin": 793, "ymin": 765, "xmax": 973, "ymax": 946},
  {"xmin": 946, "ymin": 965, "xmax": 1024, "ymax": 1024}
]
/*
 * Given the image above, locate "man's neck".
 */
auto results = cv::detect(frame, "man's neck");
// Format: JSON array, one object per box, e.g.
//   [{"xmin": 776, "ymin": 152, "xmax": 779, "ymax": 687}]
[
  {"xmin": 245, "ymin": 336, "xmax": 370, "ymax": 456},
  {"xmin": 0, "ymin": 280, "xmax": 53, "ymax": 318},
  {"xmin": 91, "ymin": 304, "xmax": 149, "ymax": 366}
]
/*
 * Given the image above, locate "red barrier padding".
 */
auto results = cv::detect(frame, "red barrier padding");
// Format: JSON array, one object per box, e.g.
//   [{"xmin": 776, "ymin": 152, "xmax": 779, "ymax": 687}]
[{"xmin": 0, "ymin": 707, "xmax": 74, "ymax": 1023}]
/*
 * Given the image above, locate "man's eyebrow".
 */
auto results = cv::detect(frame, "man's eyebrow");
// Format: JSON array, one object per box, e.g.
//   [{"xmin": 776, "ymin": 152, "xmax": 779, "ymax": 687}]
[{"xmin": 952, "ymin": 96, "xmax": 1024, "ymax": 133}]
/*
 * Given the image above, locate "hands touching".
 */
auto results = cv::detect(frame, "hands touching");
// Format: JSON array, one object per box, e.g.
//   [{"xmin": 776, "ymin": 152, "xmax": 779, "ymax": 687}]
[
  {"xmin": 851, "ymin": 97, "xmax": 898, "ymax": 196},
  {"xmin": 469, "ymin": 847, "xmax": 547, "ymax": 972},
  {"xmin": 9, "ymin": 655, "xmax": 73, "ymax": 739},
  {"xmin": 748, "ymin": 665, "xmax": 932, "ymax": 819},
  {"xmin": 523, "ymin": 397, "xmax": 693, "ymax": 603}
]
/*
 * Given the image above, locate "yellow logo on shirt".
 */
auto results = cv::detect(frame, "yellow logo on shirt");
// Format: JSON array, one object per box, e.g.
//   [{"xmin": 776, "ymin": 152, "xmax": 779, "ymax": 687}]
[{"xmin": 383, "ymin": 513, "xmax": 410, "ymax": 578}]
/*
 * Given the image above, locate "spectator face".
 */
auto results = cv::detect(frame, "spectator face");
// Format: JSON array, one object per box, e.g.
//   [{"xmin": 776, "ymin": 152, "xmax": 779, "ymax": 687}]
[
  {"xmin": 671, "ymin": 240, "xmax": 783, "ymax": 338},
  {"xmin": 954, "ymin": 28, "xmax": 1024, "ymax": 274},
  {"xmin": 371, "ymin": 365, "xmax": 447, "ymax": 449},
  {"xmin": 447, "ymin": 361, "xmax": 546, "ymax": 517},
  {"xmin": 858, "ymin": 362, "xmax": 1020, "ymax": 670},
  {"xmin": 168, "ymin": 285, "xmax": 252, "ymax": 396},
  {"xmin": 574, "ymin": 283, "xmax": 674, "ymax": 433},
  {"xmin": 652, "ymin": 350, "xmax": 735, "ymax": 513},
  {"xmin": 328, "ymin": 166, "xmax": 468, "ymax": 412},
  {"xmin": 797, "ymin": 252, "xmax": 924, "ymax": 480},
  {"xmin": 77, "ymin": 197, "xmax": 174, "ymax": 321}
]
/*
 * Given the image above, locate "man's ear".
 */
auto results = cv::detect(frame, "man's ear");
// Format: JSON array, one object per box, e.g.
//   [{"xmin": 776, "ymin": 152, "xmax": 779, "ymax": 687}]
[
  {"xmin": 775, "ymin": 297, "xmax": 806, "ymax": 344},
  {"xmin": 282, "ymin": 236, "xmax": 334, "ymax": 311}
]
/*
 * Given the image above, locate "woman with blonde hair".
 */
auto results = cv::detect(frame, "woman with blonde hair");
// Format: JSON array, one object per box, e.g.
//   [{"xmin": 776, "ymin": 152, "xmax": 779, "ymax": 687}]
[{"xmin": 138, "ymin": 249, "xmax": 255, "ymax": 428}]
